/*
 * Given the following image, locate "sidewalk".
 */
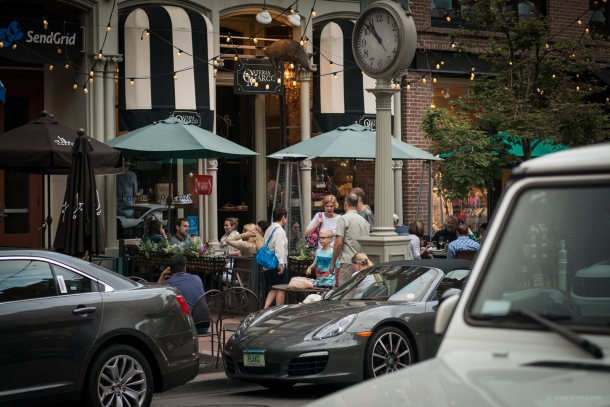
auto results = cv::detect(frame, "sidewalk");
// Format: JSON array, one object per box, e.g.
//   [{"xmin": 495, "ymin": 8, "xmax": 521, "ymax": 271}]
[{"xmin": 194, "ymin": 317, "xmax": 240, "ymax": 380}]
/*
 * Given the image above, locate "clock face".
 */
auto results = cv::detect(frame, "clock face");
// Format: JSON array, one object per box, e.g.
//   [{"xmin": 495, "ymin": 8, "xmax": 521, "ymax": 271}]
[{"xmin": 355, "ymin": 8, "xmax": 400, "ymax": 74}]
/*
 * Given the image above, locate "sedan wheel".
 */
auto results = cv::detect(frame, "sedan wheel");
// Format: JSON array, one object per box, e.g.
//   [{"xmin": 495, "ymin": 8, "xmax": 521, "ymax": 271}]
[
  {"xmin": 85, "ymin": 344, "xmax": 153, "ymax": 407},
  {"xmin": 364, "ymin": 327, "xmax": 412, "ymax": 379}
]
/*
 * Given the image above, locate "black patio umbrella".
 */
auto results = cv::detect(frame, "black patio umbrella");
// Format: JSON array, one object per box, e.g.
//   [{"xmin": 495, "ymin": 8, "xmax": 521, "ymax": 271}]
[
  {"xmin": 0, "ymin": 111, "xmax": 123, "ymax": 248},
  {"xmin": 53, "ymin": 129, "xmax": 106, "ymax": 259}
]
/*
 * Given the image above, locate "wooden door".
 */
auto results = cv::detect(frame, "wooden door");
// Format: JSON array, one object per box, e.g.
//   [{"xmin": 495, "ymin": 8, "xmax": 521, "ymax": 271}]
[{"xmin": 0, "ymin": 69, "xmax": 44, "ymax": 248}]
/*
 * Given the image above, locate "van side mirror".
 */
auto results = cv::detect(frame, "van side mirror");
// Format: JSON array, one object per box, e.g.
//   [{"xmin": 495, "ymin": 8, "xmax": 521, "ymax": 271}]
[{"xmin": 434, "ymin": 289, "xmax": 461, "ymax": 335}]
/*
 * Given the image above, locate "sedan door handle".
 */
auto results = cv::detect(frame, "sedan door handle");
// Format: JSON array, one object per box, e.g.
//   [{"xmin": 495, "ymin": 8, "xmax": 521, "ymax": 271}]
[{"xmin": 73, "ymin": 306, "xmax": 97, "ymax": 315}]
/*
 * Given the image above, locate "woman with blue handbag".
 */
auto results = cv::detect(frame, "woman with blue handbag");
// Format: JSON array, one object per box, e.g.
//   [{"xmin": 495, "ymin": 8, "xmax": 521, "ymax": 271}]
[{"xmin": 261, "ymin": 208, "xmax": 288, "ymax": 308}]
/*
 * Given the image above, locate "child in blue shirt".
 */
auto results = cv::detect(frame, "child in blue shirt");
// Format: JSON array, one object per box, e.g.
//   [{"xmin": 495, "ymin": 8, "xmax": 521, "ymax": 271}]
[{"xmin": 306, "ymin": 229, "xmax": 338, "ymax": 287}]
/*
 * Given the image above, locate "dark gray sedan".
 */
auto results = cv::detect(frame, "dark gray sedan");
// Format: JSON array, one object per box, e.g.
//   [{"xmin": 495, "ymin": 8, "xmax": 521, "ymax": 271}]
[
  {"xmin": 224, "ymin": 259, "xmax": 472, "ymax": 388},
  {"xmin": 0, "ymin": 250, "xmax": 199, "ymax": 407}
]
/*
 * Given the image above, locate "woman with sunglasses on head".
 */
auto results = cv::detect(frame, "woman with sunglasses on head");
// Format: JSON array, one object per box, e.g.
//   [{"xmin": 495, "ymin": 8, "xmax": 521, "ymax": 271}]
[{"xmin": 304, "ymin": 195, "xmax": 341, "ymax": 249}]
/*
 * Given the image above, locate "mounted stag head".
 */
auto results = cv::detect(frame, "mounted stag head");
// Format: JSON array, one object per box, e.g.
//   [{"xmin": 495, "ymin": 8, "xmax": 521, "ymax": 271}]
[{"xmin": 265, "ymin": 39, "xmax": 317, "ymax": 79}]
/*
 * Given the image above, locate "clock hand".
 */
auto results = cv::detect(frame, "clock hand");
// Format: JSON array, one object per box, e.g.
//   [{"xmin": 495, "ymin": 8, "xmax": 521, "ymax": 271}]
[{"xmin": 366, "ymin": 21, "xmax": 388, "ymax": 52}]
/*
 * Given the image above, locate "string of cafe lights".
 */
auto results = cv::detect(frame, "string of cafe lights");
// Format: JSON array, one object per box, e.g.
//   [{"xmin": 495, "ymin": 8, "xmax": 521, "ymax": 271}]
[{"xmin": 4, "ymin": 0, "xmax": 608, "ymax": 102}]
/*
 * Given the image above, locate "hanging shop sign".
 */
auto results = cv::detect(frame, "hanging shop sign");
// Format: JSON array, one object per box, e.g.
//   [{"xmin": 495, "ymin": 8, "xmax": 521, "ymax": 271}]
[
  {"xmin": 192, "ymin": 175, "xmax": 213, "ymax": 195},
  {"xmin": 234, "ymin": 60, "xmax": 284, "ymax": 95},
  {"xmin": 0, "ymin": 11, "xmax": 83, "ymax": 64}
]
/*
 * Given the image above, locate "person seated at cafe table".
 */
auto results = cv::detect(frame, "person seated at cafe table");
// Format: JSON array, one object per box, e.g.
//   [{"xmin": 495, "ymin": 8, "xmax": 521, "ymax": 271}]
[
  {"xmin": 169, "ymin": 218, "xmax": 193, "ymax": 247},
  {"xmin": 432, "ymin": 215, "xmax": 459, "ymax": 246},
  {"xmin": 447, "ymin": 223, "xmax": 481, "ymax": 259},
  {"xmin": 306, "ymin": 229, "xmax": 338, "ymax": 288},
  {"xmin": 158, "ymin": 254, "xmax": 209, "ymax": 334},
  {"xmin": 141, "ymin": 218, "xmax": 167, "ymax": 244}
]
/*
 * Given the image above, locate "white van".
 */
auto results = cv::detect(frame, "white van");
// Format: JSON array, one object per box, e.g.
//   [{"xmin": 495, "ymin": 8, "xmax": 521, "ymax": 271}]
[{"xmin": 306, "ymin": 143, "xmax": 610, "ymax": 407}]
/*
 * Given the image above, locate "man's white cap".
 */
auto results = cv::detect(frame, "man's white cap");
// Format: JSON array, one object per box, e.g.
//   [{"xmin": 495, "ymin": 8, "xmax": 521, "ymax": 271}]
[{"xmin": 393, "ymin": 214, "xmax": 399, "ymax": 222}]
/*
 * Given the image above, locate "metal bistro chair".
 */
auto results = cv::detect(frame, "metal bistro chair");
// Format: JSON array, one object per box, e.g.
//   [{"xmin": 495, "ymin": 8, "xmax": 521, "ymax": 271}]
[
  {"xmin": 221, "ymin": 287, "xmax": 261, "ymax": 346},
  {"xmin": 192, "ymin": 289, "xmax": 225, "ymax": 368},
  {"xmin": 455, "ymin": 250, "xmax": 478, "ymax": 261}
]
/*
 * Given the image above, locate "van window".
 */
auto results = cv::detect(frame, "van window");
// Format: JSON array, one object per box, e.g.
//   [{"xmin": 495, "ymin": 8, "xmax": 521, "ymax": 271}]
[{"xmin": 469, "ymin": 186, "xmax": 610, "ymax": 328}]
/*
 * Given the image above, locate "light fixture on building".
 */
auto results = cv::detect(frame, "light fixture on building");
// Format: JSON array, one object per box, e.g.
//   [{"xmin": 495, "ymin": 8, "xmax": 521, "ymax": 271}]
[
  {"xmin": 256, "ymin": 0, "xmax": 272, "ymax": 25},
  {"xmin": 444, "ymin": 86, "xmax": 450, "ymax": 98},
  {"xmin": 288, "ymin": 2, "xmax": 301, "ymax": 26},
  {"xmin": 130, "ymin": 79, "xmax": 134, "ymax": 86}
]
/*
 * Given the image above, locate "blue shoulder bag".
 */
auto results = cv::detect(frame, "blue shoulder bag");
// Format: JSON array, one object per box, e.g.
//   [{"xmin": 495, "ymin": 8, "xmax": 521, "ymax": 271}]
[{"xmin": 255, "ymin": 227, "xmax": 280, "ymax": 269}]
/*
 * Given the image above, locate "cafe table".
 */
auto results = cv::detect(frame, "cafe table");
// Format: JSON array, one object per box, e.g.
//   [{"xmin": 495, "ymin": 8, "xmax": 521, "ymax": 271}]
[
  {"xmin": 272, "ymin": 284, "xmax": 331, "ymax": 304},
  {"xmin": 427, "ymin": 249, "xmax": 448, "ymax": 259}
]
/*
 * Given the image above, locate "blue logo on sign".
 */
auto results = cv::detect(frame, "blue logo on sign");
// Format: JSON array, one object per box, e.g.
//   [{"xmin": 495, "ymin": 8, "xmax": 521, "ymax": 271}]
[{"xmin": 0, "ymin": 21, "xmax": 23, "ymax": 46}]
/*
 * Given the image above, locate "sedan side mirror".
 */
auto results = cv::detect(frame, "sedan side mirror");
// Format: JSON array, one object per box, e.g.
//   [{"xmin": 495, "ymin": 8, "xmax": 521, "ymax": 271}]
[{"xmin": 434, "ymin": 289, "xmax": 461, "ymax": 335}]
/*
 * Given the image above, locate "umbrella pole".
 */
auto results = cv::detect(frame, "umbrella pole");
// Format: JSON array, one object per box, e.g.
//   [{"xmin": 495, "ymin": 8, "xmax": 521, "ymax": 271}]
[
  {"xmin": 416, "ymin": 161, "xmax": 424, "ymax": 220},
  {"xmin": 168, "ymin": 152, "xmax": 173, "ymax": 238},
  {"xmin": 47, "ymin": 174, "xmax": 52, "ymax": 249},
  {"xmin": 428, "ymin": 161, "xmax": 433, "ymax": 240}
]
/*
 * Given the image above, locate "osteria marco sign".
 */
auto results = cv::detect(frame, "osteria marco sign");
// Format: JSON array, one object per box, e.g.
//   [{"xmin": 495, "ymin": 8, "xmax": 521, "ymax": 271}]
[{"xmin": 0, "ymin": 11, "xmax": 82, "ymax": 64}]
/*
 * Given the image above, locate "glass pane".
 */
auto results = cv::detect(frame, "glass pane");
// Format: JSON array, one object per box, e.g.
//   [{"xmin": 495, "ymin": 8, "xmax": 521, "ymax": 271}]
[
  {"xmin": 0, "ymin": 260, "xmax": 56, "ymax": 303},
  {"xmin": 53, "ymin": 265, "xmax": 95, "ymax": 294},
  {"xmin": 469, "ymin": 186, "xmax": 610, "ymax": 328},
  {"xmin": 4, "ymin": 171, "xmax": 29, "ymax": 234}
]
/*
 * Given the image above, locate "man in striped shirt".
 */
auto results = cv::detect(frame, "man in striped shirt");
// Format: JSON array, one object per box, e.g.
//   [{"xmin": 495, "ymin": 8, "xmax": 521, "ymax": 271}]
[{"xmin": 447, "ymin": 223, "xmax": 481, "ymax": 259}]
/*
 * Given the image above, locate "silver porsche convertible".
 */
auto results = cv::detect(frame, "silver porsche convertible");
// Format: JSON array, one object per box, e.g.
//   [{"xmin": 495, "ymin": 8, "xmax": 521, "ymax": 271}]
[{"xmin": 223, "ymin": 259, "xmax": 472, "ymax": 388}]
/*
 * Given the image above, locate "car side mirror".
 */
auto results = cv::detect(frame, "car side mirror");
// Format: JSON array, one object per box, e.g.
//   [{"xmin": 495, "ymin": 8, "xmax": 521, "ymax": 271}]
[
  {"xmin": 321, "ymin": 289, "xmax": 334, "ymax": 300},
  {"xmin": 434, "ymin": 289, "xmax": 461, "ymax": 335}
]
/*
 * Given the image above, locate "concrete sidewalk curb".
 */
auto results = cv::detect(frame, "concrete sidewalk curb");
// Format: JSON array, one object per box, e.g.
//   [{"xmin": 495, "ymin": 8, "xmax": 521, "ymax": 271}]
[{"xmin": 191, "ymin": 371, "xmax": 228, "ymax": 383}]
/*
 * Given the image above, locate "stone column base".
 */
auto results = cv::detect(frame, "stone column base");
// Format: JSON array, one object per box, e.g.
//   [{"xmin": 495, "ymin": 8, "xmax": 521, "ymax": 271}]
[{"xmin": 358, "ymin": 236, "xmax": 412, "ymax": 265}]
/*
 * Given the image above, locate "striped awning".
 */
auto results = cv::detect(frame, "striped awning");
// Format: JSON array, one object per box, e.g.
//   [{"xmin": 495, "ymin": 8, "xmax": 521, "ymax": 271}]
[
  {"xmin": 313, "ymin": 19, "xmax": 393, "ymax": 133},
  {"xmin": 118, "ymin": 5, "xmax": 215, "ymax": 132}
]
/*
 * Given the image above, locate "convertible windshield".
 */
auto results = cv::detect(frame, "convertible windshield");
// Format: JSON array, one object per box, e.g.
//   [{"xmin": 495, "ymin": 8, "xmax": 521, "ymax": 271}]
[
  {"xmin": 470, "ymin": 186, "xmax": 610, "ymax": 329},
  {"xmin": 326, "ymin": 265, "xmax": 438, "ymax": 302}
]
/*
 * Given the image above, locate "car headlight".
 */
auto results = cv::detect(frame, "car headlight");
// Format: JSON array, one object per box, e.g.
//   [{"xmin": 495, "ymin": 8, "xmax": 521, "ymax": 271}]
[
  {"xmin": 313, "ymin": 314, "xmax": 357, "ymax": 340},
  {"xmin": 233, "ymin": 313, "xmax": 257, "ymax": 339},
  {"xmin": 233, "ymin": 305, "xmax": 288, "ymax": 339}
]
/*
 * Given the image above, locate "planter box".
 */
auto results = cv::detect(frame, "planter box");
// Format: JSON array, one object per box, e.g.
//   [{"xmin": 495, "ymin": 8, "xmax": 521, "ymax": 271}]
[{"xmin": 132, "ymin": 251, "xmax": 226, "ymax": 273}]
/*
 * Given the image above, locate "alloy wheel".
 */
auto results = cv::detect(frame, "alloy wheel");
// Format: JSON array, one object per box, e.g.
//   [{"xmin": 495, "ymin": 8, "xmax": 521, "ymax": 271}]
[
  {"xmin": 370, "ymin": 331, "xmax": 411, "ymax": 376},
  {"xmin": 97, "ymin": 354, "xmax": 148, "ymax": 407}
]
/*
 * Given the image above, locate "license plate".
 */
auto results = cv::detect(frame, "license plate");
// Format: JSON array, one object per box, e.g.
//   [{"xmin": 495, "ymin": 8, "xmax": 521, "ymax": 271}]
[{"xmin": 243, "ymin": 350, "xmax": 265, "ymax": 367}]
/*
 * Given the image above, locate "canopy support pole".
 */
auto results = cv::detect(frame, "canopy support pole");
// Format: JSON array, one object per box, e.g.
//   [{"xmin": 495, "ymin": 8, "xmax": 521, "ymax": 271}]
[
  {"xmin": 47, "ymin": 174, "xmax": 52, "ymax": 248},
  {"xmin": 428, "ymin": 161, "xmax": 433, "ymax": 241},
  {"xmin": 168, "ymin": 152, "xmax": 173, "ymax": 237},
  {"xmin": 416, "ymin": 161, "xmax": 424, "ymax": 220}
]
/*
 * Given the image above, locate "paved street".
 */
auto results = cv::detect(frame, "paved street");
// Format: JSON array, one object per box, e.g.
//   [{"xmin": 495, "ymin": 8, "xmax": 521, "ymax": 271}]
[{"xmin": 151, "ymin": 373, "xmax": 344, "ymax": 407}]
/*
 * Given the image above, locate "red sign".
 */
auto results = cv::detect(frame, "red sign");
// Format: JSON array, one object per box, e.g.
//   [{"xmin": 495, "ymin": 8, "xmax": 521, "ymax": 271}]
[{"xmin": 192, "ymin": 175, "xmax": 213, "ymax": 195}]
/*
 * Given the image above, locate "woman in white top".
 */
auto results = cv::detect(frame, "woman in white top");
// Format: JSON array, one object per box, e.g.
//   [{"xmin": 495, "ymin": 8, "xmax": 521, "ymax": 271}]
[
  {"xmin": 219, "ymin": 217, "xmax": 240, "ymax": 256},
  {"xmin": 304, "ymin": 195, "xmax": 341, "ymax": 248},
  {"xmin": 406, "ymin": 220, "xmax": 434, "ymax": 259}
]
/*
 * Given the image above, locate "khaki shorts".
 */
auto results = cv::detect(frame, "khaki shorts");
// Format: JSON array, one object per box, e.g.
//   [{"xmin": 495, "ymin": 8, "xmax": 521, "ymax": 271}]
[{"xmin": 338, "ymin": 263, "xmax": 355, "ymax": 287}]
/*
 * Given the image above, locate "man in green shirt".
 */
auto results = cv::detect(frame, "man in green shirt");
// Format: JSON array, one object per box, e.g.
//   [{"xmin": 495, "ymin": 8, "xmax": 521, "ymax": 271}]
[
  {"xmin": 331, "ymin": 193, "xmax": 371, "ymax": 286},
  {"xmin": 169, "ymin": 217, "xmax": 193, "ymax": 247}
]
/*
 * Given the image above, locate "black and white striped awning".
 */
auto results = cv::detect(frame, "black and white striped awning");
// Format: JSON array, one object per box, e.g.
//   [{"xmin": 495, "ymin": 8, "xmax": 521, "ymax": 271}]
[
  {"xmin": 313, "ymin": 19, "xmax": 394, "ymax": 133},
  {"xmin": 118, "ymin": 5, "xmax": 214, "ymax": 132}
]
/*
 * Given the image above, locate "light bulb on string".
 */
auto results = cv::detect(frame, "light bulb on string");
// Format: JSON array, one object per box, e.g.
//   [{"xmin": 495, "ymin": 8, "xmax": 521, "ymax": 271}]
[
  {"xmin": 330, "ymin": 61, "xmax": 333, "ymax": 69},
  {"xmin": 73, "ymin": 82, "xmax": 78, "ymax": 90},
  {"xmin": 300, "ymin": 39, "xmax": 304, "ymax": 46},
  {"xmin": 98, "ymin": 52, "xmax": 103, "ymax": 60},
  {"xmin": 441, "ymin": 60, "xmax": 445, "ymax": 65},
  {"xmin": 0, "ymin": 42, "xmax": 3, "ymax": 48},
  {"xmin": 552, "ymin": 74, "xmax": 556, "ymax": 78},
  {"xmin": 84, "ymin": 87, "xmax": 88, "ymax": 94},
  {"xmin": 422, "ymin": 77, "xmax": 426, "ymax": 84},
  {"xmin": 471, "ymin": 73, "xmax": 475, "ymax": 80},
  {"xmin": 292, "ymin": 80, "xmax": 297, "ymax": 86},
  {"xmin": 146, "ymin": 30, "xmax": 150, "ymax": 37},
  {"xmin": 245, "ymin": 72, "xmax": 249, "ymax": 78},
  {"xmin": 130, "ymin": 79, "xmax": 134, "ymax": 86},
  {"xmin": 89, "ymin": 70, "xmax": 94, "ymax": 77},
  {"xmin": 265, "ymin": 84, "xmax": 269, "ymax": 90},
  {"xmin": 451, "ymin": 43, "xmax": 456, "ymax": 49},
  {"xmin": 65, "ymin": 63, "xmax": 69, "ymax": 69},
  {"xmin": 578, "ymin": 19, "xmax": 582, "ymax": 24},
  {"xmin": 277, "ymin": 78, "xmax": 281, "ymax": 84},
  {"xmin": 430, "ymin": 98, "xmax": 435, "ymax": 108},
  {"xmin": 43, "ymin": 20, "xmax": 48, "ymax": 29},
  {"xmin": 253, "ymin": 37, "xmax": 258, "ymax": 44},
  {"xmin": 436, "ymin": 64, "xmax": 440, "ymax": 70},
  {"xmin": 89, "ymin": 77, "xmax": 93, "ymax": 83},
  {"xmin": 433, "ymin": 78, "xmax": 437, "ymax": 83},
  {"xmin": 49, "ymin": 65, "xmax": 53, "ymax": 71},
  {"xmin": 213, "ymin": 59, "xmax": 219, "ymax": 67},
  {"xmin": 576, "ymin": 86, "xmax": 580, "ymax": 91},
  {"xmin": 254, "ymin": 82, "xmax": 259, "ymax": 87},
  {"xmin": 407, "ymin": 83, "xmax": 411, "ymax": 90},
  {"xmin": 213, "ymin": 68, "xmax": 218, "ymax": 75},
  {"xmin": 361, "ymin": 70, "xmax": 364, "ymax": 75},
  {"xmin": 333, "ymin": 73, "xmax": 337, "ymax": 80},
  {"xmin": 312, "ymin": 9, "xmax": 316, "ymax": 17},
  {"xmin": 290, "ymin": 8, "xmax": 295, "ymax": 14},
  {"xmin": 234, "ymin": 55, "xmax": 238, "ymax": 61},
  {"xmin": 107, "ymin": 24, "xmax": 111, "ymax": 32},
  {"xmin": 57, "ymin": 48, "xmax": 61, "ymax": 54},
  {"xmin": 226, "ymin": 34, "xmax": 231, "ymax": 43},
  {"xmin": 174, "ymin": 72, "xmax": 178, "ymax": 80},
  {"xmin": 177, "ymin": 49, "xmax": 181, "ymax": 57},
  {"xmin": 290, "ymin": 63, "xmax": 294, "ymax": 69},
  {"xmin": 12, "ymin": 43, "xmax": 17, "ymax": 49}
]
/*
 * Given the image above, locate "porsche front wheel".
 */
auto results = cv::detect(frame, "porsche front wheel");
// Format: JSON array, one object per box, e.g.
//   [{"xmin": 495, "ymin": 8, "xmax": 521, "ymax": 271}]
[{"xmin": 364, "ymin": 326, "xmax": 413, "ymax": 379}]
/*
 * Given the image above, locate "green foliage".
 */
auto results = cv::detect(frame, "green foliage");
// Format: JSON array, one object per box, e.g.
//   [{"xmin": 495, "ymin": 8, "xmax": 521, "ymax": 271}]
[
  {"xmin": 421, "ymin": 0, "xmax": 610, "ymax": 199},
  {"xmin": 138, "ymin": 239, "xmax": 223, "ymax": 258},
  {"xmin": 289, "ymin": 242, "xmax": 313, "ymax": 261}
]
